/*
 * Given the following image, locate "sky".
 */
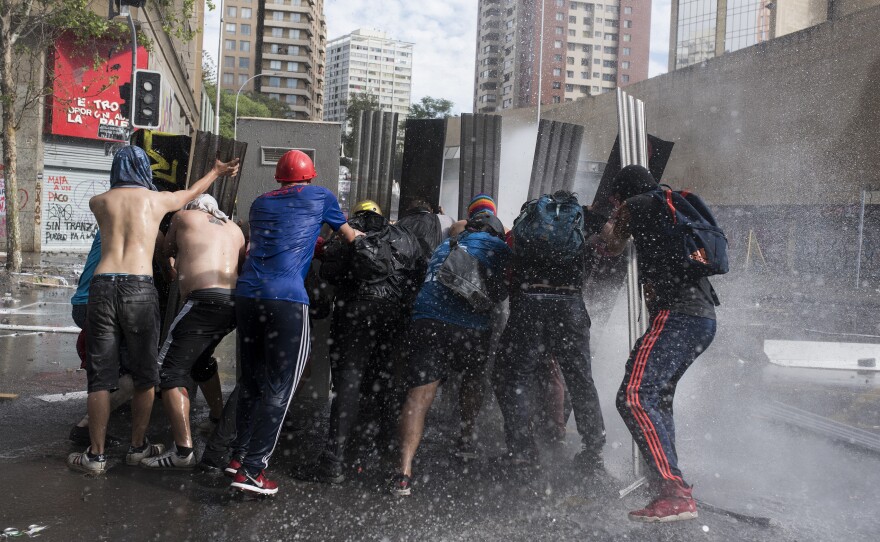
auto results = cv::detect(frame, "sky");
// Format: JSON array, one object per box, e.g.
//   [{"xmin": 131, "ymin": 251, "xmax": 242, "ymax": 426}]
[{"xmin": 204, "ymin": 0, "xmax": 672, "ymax": 116}]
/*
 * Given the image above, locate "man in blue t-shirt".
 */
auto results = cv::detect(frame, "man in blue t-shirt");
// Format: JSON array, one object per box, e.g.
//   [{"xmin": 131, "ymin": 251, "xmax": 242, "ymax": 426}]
[
  {"xmin": 228, "ymin": 150, "xmax": 359, "ymax": 496},
  {"xmin": 389, "ymin": 195, "xmax": 510, "ymax": 496}
]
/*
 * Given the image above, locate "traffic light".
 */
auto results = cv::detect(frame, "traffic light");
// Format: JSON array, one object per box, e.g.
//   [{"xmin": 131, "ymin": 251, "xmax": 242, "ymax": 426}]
[
  {"xmin": 132, "ymin": 69, "xmax": 162, "ymax": 129},
  {"xmin": 118, "ymin": 82, "xmax": 131, "ymax": 122}
]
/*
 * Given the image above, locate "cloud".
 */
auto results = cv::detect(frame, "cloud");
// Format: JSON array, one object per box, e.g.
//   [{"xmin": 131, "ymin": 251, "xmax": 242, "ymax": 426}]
[{"xmin": 203, "ymin": 0, "xmax": 673, "ymax": 113}]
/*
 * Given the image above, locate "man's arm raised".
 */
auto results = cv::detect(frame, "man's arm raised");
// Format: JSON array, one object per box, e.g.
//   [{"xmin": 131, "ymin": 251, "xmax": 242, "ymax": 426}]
[
  {"xmin": 337, "ymin": 223, "xmax": 363, "ymax": 243},
  {"xmin": 156, "ymin": 158, "xmax": 240, "ymax": 214}
]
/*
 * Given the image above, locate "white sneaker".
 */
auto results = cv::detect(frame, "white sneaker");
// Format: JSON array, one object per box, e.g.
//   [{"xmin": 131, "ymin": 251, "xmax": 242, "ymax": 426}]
[
  {"xmin": 125, "ymin": 440, "xmax": 166, "ymax": 466},
  {"xmin": 67, "ymin": 448, "xmax": 107, "ymax": 475},
  {"xmin": 140, "ymin": 448, "xmax": 196, "ymax": 470}
]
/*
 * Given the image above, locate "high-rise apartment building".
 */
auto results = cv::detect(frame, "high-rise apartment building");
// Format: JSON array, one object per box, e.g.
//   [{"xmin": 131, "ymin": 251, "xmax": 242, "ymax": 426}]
[
  {"xmin": 668, "ymin": 0, "xmax": 834, "ymax": 70},
  {"xmin": 323, "ymin": 29, "xmax": 414, "ymax": 123},
  {"xmin": 474, "ymin": 0, "xmax": 651, "ymax": 113},
  {"xmin": 219, "ymin": 0, "xmax": 327, "ymax": 120}
]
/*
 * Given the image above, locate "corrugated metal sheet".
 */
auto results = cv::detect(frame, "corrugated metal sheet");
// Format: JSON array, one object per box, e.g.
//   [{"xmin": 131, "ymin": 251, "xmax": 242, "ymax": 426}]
[
  {"xmin": 43, "ymin": 140, "xmax": 115, "ymax": 172},
  {"xmin": 189, "ymin": 131, "xmax": 247, "ymax": 217},
  {"xmin": 528, "ymin": 119, "xmax": 584, "ymax": 200},
  {"xmin": 399, "ymin": 118, "xmax": 446, "ymax": 211},
  {"xmin": 458, "ymin": 114, "xmax": 501, "ymax": 218},
  {"xmin": 352, "ymin": 111, "xmax": 398, "ymax": 216}
]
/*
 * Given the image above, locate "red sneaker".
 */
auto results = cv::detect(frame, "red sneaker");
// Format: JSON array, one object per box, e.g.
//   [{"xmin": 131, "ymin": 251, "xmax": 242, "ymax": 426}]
[
  {"xmin": 224, "ymin": 458, "xmax": 242, "ymax": 478},
  {"xmin": 628, "ymin": 482, "xmax": 698, "ymax": 523},
  {"xmin": 230, "ymin": 470, "xmax": 279, "ymax": 496}
]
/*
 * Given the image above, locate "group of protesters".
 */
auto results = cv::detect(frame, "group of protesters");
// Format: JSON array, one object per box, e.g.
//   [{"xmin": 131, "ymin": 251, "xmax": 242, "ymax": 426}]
[{"xmin": 66, "ymin": 145, "xmax": 719, "ymax": 523}]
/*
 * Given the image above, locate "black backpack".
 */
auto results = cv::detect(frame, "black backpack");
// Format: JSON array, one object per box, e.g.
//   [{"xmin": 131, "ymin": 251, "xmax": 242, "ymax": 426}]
[
  {"xmin": 648, "ymin": 187, "xmax": 729, "ymax": 279},
  {"xmin": 351, "ymin": 224, "xmax": 422, "ymax": 285}
]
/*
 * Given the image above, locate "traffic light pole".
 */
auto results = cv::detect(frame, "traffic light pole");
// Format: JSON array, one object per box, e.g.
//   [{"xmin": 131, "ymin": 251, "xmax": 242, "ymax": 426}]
[{"xmin": 123, "ymin": 7, "xmax": 137, "ymax": 128}]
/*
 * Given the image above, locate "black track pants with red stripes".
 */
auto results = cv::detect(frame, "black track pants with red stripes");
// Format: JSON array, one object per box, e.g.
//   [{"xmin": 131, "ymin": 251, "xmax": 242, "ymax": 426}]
[{"xmin": 615, "ymin": 310, "xmax": 716, "ymax": 487}]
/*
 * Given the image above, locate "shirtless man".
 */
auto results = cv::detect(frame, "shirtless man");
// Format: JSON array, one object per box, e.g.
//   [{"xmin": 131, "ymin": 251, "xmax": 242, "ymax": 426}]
[
  {"xmin": 67, "ymin": 145, "xmax": 239, "ymax": 475},
  {"xmin": 140, "ymin": 194, "xmax": 246, "ymax": 469}
]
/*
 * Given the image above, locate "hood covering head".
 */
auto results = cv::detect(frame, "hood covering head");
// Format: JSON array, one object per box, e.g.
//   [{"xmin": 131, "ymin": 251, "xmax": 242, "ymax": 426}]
[
  {"xmin": 110, "ymin": 146, "xmax": 156, "ymax": 191},
  {"xmin": 465, "ymin": 212, "xmax": 505, "ymax": 239},
  {"xmin": 611, "ymin": 165, "xmax": 658, "ymax": 202},
  {"xmin": 467, "ymin": 194, "xmax": 497, "ymax": 218},
  {"xmin": 184, "ymin": 194, "xmax": 228, "ymax": 222}
]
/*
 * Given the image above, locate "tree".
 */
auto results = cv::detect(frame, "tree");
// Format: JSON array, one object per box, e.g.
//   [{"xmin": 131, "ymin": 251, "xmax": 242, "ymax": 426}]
[
  {"xmin": 408, "ymin": 96, "xmax": 454, "ymax": 119},
  {"xmin": 0, "ymin": 0, "xmax": 199, "ymax": 272},
  {"xmin": 341, "ymin": 92, "xmax": 380, "ymax": 162},
  {"xmin": 203, "ymin": 82, "xmax": 289, "ymax": 139}
]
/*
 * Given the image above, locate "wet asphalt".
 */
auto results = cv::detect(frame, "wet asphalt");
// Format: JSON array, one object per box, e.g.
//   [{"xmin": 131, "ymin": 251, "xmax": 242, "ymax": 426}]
[{"xmin": 1, "ymin": 270, "xmax": 879, "ymax": 541}]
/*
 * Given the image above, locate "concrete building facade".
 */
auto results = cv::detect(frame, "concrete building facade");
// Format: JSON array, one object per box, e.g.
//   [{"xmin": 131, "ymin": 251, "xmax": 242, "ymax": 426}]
[
  {"xmin": 219, "ymin": 0, "xmax": 327, "ymax": 120},
  {"xmin": 473, "ymin": 0, "xmax": 651, "ymax": 113},
  {"xmin": 668, "ymin": 0, "xmax": 879, "ymax": 69},
  {"xmin": 323, "ymin": 29, "xmax": 414, "ymax": 123}
]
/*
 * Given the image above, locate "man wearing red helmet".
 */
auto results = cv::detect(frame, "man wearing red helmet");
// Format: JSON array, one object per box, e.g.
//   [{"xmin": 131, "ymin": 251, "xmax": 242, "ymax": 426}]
[{"xmin": 228, "ymin": 150, "xmax": 360, "ymax": 496}]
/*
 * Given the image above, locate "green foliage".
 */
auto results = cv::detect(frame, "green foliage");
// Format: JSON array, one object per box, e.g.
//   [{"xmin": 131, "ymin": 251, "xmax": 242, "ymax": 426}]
[
  {"xmin": 408, "ymin": 96, "xmax": 454, "ymax": 119},
  {"xmin": 203, "ymin": 83, "xmax": 289, "ymax": 139}
]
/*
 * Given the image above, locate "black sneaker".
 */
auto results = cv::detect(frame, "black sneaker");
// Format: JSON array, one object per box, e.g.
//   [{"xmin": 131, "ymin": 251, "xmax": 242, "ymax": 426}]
[
  {"xmin": 388, "ymin": 473, "xmax": 412, "ymax": 496},
  {"xmin": 69, "ymin": 425, "xmax": 123, "ymax": 448},
  {"xmin": 197, "ymin": 454, "xmax": 227, "ymax": 475},
  {"xmin": 572, "ymin": 448, "xmax": 604, "ymax": 474},
  {"xmin": 292, "ymin": 459, "xmax": 345, "ymax": 484}
]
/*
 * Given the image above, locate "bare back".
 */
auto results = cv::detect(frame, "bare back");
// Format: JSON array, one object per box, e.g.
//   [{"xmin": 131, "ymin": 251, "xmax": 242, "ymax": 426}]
[
  {"xmin": 168, "ymin": 210, "xmax": 245, "ymax": 297},
  {"xmin": 91, "ymin": 188, "xmax": 179, "ymax": 276}
]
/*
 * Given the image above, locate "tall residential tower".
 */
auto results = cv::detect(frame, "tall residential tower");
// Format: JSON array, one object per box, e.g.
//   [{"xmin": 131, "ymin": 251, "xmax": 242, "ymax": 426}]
[
  {"xmin": 474, "ymin": 0, "xmax": 651, "ymax": 113},
  {"xmin": 219, "ymin": 0, "xmax": 327, "ymax": 120},
  {"xmin": 323, "ymin": 29, "xmax": 414, "ymax": 123}
]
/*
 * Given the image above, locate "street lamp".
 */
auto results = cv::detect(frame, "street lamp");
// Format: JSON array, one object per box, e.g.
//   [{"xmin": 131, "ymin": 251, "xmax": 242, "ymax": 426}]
[{"xmin": 234, "ymin": 72, "xmax": 282, "ymax": 140}]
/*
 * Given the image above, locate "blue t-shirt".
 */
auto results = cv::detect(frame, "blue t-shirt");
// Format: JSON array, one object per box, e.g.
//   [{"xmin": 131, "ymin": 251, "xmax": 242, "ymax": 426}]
[
  {"xmin": 236, "ymin": 184, "xmax": 346, "ymax": 303},
  {"xmin": 71, "ymin": 231, "xmax": 102, "ymax": 306},
  {"xmin": 412, "ymin": 231, "xmax": 510, "ymax": 330}
]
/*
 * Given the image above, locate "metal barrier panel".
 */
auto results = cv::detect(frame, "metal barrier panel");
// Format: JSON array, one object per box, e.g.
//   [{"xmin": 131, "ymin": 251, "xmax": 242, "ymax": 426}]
[
  {"xmin": 352, "ymin": 111, "xmax": 399, "ymax": 215},
  {"xmin": 399, "ymin": 118, "xmax": 447, "ymax": 211},
  {"xmin": 528, "ymin": 119, "xmax": 585, "ymax": 200},
  {"xmin": 458, "ymin": 113, "xmax": 501, "ymax": 218}
]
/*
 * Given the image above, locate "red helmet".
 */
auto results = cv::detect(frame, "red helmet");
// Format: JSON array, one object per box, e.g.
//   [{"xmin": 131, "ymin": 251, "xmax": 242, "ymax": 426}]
[{"xmin": 275, "ymin": 150, "xmax": 317, "ymax": 183}]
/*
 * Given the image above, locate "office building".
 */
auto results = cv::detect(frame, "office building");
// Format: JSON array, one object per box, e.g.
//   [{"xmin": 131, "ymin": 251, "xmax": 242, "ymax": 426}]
[
  {"xmin": 323, "ymin": 29, "xmax": 414, "ymax": 124},
  {"xmin": 474, "ymin": 0, "xmax": 652, "ymax": 113},
  {"xmin": 220, "ymin": 0, "xmax": 327, "ymax": 120}
]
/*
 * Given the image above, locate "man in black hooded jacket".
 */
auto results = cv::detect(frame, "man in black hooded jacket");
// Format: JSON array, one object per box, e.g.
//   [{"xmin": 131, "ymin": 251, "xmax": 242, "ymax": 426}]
[{"xmin": 301, "ymin": 199, "xmax": 422, "ymax": 483}]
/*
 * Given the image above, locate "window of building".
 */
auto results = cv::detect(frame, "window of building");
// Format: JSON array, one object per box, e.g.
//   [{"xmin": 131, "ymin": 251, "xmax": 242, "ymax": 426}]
[
  {"xmin": 240, "ymin": 41, "xmax": 250, "ymax": 52},
  {"xmin": 624, "ymin": 6, "xmax": 632, "ymax": 14},
  {"xmin": 621, "ymin": 74, "xmax": 630, "ymax": 83},
  {"xmin": 605, "ymin": 46, "xmax": 617, "ymax": 54},
  {"xmin": 223, "ymin": 73, "xmax": 234, "ymax": 85},
  {"xmin": 603, "ymin": 59, "xmax": 616, "ymax": 68},
  {"xmin": 225, "ymin": 39, "xmax": 235, "ymax": 50},
  {"xmin": 623, "ymin": 34, "xmax": 631, "ymax": 42},
  {"xmin": 622, "ymin": 47, "xmax": 630, "ymax": 55},
  {"xmin": 552, "ymin": 81, "xmax": 561, "ymax": 89},
  {"xmin": 239, "ymin": 57, "xmax": 250, "ymax": 69},
  {"xmin": 241, "ymin": 24, "xmax": 251, "ymax": 35},
  {"xmin": 592, "ymin": 86, "xmax": 599, "ymax": 92},
  {"xmin": 623, "ymin": 20, "xmax": 632, "ymax": 28},
  {"xmin": 227, "ymin": 6, "xmax": 237, "ymax": 17},
  {"xmin": 238, "ymin": 73, "xmax": 248, "ymax": 85},
  {"xmin": 567, "ymin": 56, "xmax": 575, "ymax": 64},
  {"xmin": 605, "ymin": 33, "xmax": 618, "ymax": 41},
  {"xmin": 225, "ymin": 23, "xmax": 236, "ymax": 33},
  {"xmin": 567, "ymin": 43, "xmax": 575, "ymax": 51},
  {"xmin": 554, "ymin": 54, "xmax": 563, "ymax": 61},
  {"xmin": 556, "ymin": 13, "xmax": 564, "ymax": 21},
  {"xmin": 555, "ymin": 0, "xmax": 564, "ymax": 6},
  {"xmin": 582, "ymin": 58, "xmax": 590, "ymax": 65},
  {"xmin": 271, "ymin": 27, "xmax": 283, "ymax": 37},
  {"xmin": 268, "ymin": 76, "xmax": 281, "ymax": 87},
  {"xmin": 594, "ymin": 44, "xmax": 601, "ymax": 51},
  {"xmin": 241, "ymin": 7, "xmax": 252, "ymax": 18},
  {"xmin": 224, "ymin": 55, "xmax": 235, "ymax": 67},
  {"xmin": 289, "ymin": 29, "xmax": 301, "ymax": 39},
  {"xmin": 621, "ymin": 61, "xmax": 630, "ymax": 69},
  {"xmin": 553, "ymin": 68, "xmax": 562, "ymax": 76},
  {"xmin": 569, "ymin": 15, "xmax": 577, "ymax": 23},
  {"xmin": 569, "ymin": 29, "xmax": 576, "ymax": 36},
  {"xmin": 552, "ymin": 95, "xmax": 561, "ymax": 103},
  {"xmin": 269, "ymin": 60, "xmax": 282, "ymax": 70},
  {"xmin": 567, "ymin": 70, "xmax": 574, "ymax": 77},
  {"xmin": 595, "ymin": 31, "xmax": 602, "ymax": 37},
  {"xmin": 286, "ymin": 95, "xmax": 298, "ymax": 105},
  {"xmin": 554, "ymin": 40, "xmax": 562, "ymax": 48},
  {"xmin": 272, "ymin": 11, "xmax": 283, "ymax": 21},
  {"xmin": 594, "ymin": 58, "xmax": 601, "ymax": 64},
  {"xmin": 593, "ymin": 72, "xmax": 600, "ymax": 78},
  {"xmin": 288, "ymin": 62, "xmax": 299, "ymax": 71},
  {"xmin": 581, "ymin": 71, "xmax": 589, "ymax": 78},
  {"xmin": 583, "ymin": 17, "xmax": 591, "ymax": 25},
  {"xmin": 582, "ymin": 44, "xmax": 590, "ymax": 52},
  {"xmin": 555, "ymin": 27, "xmax": 563, "ymax": 35},
  {"xmin": 565, "ymin": 84, "xmax": 573, "ymax": 91}
]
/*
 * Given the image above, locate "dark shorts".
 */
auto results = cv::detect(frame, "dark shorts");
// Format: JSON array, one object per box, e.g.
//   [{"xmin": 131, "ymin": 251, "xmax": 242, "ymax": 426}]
[
  {"xmin": 159, "ymin": 288, "xmax": 236, "ymax": 390},
  {"xmin": 86, "ymin": 274, "xmax": 160, "ymax": 393},
  {"xmin": 406, "ymin": 318, "xmax": 490, "ymax": 388}
]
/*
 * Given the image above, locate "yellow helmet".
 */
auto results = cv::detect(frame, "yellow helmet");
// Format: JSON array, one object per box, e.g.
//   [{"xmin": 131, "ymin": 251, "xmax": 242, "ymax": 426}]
[{"xmin": 352, "ymin": 199, "xmax": 382, "ymax": 216}]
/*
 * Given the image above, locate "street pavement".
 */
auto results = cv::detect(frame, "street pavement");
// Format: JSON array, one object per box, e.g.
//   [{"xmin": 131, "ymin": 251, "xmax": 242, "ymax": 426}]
[{"xmin": 1, "ymin": 274, "xmax": 879, "ymax": 541}]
